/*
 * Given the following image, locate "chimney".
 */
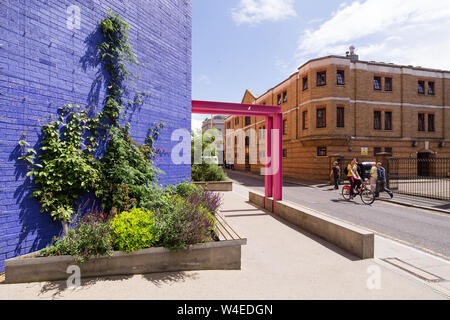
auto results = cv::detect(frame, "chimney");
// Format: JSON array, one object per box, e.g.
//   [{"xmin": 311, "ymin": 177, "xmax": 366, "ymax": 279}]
[{"xmin": 348, "ymin": 45, "xmax": 359, "ymax": 62}]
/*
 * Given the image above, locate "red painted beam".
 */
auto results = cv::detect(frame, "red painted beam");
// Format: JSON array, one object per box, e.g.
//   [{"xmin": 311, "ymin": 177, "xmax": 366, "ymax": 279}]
[{"xmin": 192, "ymin": 100, "xmax": 281, "ymax": 115}]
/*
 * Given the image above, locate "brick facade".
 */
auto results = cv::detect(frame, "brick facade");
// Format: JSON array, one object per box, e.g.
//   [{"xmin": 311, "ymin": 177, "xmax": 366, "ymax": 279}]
[
  {"xmin": 0, "ymin": 0, "xmax": 192, "ymax": 271},
  {"xmin": 225, "ymin": 55, "xmax": 450, "ymax": 182}
]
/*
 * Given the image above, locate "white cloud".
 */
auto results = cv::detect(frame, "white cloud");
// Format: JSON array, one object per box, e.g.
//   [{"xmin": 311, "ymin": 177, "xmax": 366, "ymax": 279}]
[
  {"xmin": 232, "ymin": 0, "xmax": 296, "ymax": 25},
  {"xmin": 296, "ymin": 0, "xmax": 450, "ymax": 70},
  {"xmin": 198, "ymin": 74, "xmax": 212, "ymax": 86}
]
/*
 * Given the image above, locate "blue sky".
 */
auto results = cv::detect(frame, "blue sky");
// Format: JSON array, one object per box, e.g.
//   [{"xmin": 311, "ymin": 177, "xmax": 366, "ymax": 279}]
[{"xmin": 192, "ymin": 0, "xmax": 450, "ymax": 130}]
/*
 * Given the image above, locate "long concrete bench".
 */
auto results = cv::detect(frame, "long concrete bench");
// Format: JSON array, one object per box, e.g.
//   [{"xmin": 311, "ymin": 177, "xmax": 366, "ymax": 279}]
[{"xmin": 249, "ymin": 191, "xmax": 374, "ymax": 259}]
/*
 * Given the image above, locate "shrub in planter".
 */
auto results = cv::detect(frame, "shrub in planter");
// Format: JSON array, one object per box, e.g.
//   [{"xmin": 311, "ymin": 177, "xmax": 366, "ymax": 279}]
[
  {"xmin": 154, "ymin": 195, "xmax": 216, "ymax": 250},
  {"xmin": 40, "ymin": 220, "xmax": 114, "ymax": 263},
  {"xmin": 110, "ymin": 208, "xmax": 159, "ymax": 253},
  {"xmin": 191, "ymin": 163, "xmax": 227, "ymax": 182}
]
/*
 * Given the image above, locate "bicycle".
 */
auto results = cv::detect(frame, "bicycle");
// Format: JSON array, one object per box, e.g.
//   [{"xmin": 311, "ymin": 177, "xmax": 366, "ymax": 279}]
[{"xmin": 342, "ymin": 178, "xmax": 375, "ymax": 205}]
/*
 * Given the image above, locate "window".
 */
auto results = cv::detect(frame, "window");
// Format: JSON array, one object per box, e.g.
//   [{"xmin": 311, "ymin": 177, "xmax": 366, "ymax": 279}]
[
  {"xmin": 428, "ymin": 82, "xmax": 435, "ymax": 95},
  {"xmin": 374, "ymin": 77, "xmax": 381, "ymax": 91},
  {"xmin": 245, "ymin": 136, "xmax": 250, "ymax": 146},
  {"xmin": 418, "ymin": 113, "xmax": 425, "ymax": 131},
  {"xmin": 302, "ymin": 77, "xmax": 308, "ymax": 91},
  {"xmin": 283, "ymin": 149, "xmax": 288, "ymax": 158},
  {"xmin": 374, "ymin": 147, "xmax": 382, "ymax": 157},
  {"xmin": 316, "ymin": 108, "xmax": 326, "ymax": 128},
  {"xmin": 283, "ymin": 119, "xmax": 287, "ymax": 136},
  {"xmin": 337, "ymin": 70, "xmax": 345, "ymax": 85},
  {"xmin": 418, "ymin": 81, "xmax": 425, "ymax": 94},
  {"xmin": 336, "ymin": 107, "xmax": 345, "ymax": 128},
  {"xmin": 385, "ymin": 147, "xmax": 393, "ymax": 156},
  {"xmin": 245, "ymin": 117, "xmax": 251, "ymax": 126},
  {"xmin": 302, "ymin": 110, "xmax": 308, "ymax": 130},
  {"xmin": 385, "ymin": 111, "xmax": 392, "ymax": 130},
  {"xmin": 317, "ymin": 147, "xmax": 327, "ymax": 157},
  {"xmin": 374, "ymin": 111, "xmax": 382, "ymax": 130},
  {"xmin": 428, "ymin": 114, "xmax": 435, "ymax": 132},
  {"xmin": 277, "ymin": 94, "xmax": 282, "ymax": 105},
  {"xmin": 385, "ymin": 77, "xmax": 393, "ymax": 91},
  {"xmin": 283, "ymin": 91, "xmax": 287, "ymax": 103},
  {"xmin": 259, "ymin": 126, "xmax": 266, "ymax": 140},
  {"xmin": 262, "ymin": 101, "xmax": 266, "ymax": 106},
  {"xmin": 227, "ymin": 122, "xmax": 231, "ymax": 129},
  {"xmin": 317, "ymin": 71, "xmax": 326, "ymax": 86},
  {"xmin": 234, "ymin": 136, "xmax": 238, "ymax": 145},
  {"xmin": 235, "ymin": 117, "xmax": 239, "ymax": 125}
]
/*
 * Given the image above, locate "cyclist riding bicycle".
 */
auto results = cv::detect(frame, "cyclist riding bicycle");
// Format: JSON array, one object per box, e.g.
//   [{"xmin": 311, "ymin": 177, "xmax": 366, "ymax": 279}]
[{"xmin": 346, "ymin": 158, "xmax": 362, "ymax": 199}]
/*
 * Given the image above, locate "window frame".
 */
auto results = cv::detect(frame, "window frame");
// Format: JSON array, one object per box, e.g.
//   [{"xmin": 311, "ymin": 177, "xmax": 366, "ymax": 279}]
[
  {"xmin": 302, "ymin": 110, "xmax": 308, "ymax": 130},
  {"xmin": 428, "ymin": 81, "xmax": 435, "ymax": 95},
  {"xmin": 282, "ymin": 149, "xmax": 288, "ymax": 158},
  {"xmin": 336, "ymin": 106, "xmax": 345, "ymax": 128},
  {"xmin": 336, "ymin": 70, "xmax": 345, "ymax": 85},
  {"xmin": 384, "ymin": 111, "xmax": 393, "ymax": 131},
  {"xmin": 277, "ymin": 94, "xmax": 282, "ymax": 106},
  {"xmin": 302, "ymin": 76, "xmax": 308, "ymax": 91},
  {"xmin": 374, "ymin": 110, "xmax": 382, "ymax": 130},
  {"xmin": 317, "ymin": 71, "xmax": 327, "ymax": 87},
  {"xmin": 374, "ymin": 76, "xmax": 382, "ymax": 91},
  {"xmin": 282, "ymin": 119, "xmax": 288, "ymax": 136},
  {"xmin": 418, "ymin": 80, "xmax": 425, "ymax": 95},
  {"xmin": 317, "ymin": 147, "xmax": 327, "ymax": 157},
  {"xmin": 418, "ymin": 113, "xmax": 425, "ymax": 132},
  {"xmin": 316, "ymin": 107, "xmax": 327, "ymax": 129},
  {"xmin": 428, "ymin": 113, "xmax": 435, "ymax": 132},
  {"xmin": 282, "ymin": 91, "xmax": 288, "ymax": 103},
  {"xmin": 385, "ymin": 77, "xmax": 393, "ymax": 92}
]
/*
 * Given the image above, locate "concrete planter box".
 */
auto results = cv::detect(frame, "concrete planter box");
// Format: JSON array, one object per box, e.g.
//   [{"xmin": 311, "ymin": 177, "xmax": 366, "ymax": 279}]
[
  {"xmin": 5, "ymin": 239, "xmax": 246, "ymax": 284},
  {"xmin": 193, "ymin": 181, "xmax": 233, "ymax": 192}
]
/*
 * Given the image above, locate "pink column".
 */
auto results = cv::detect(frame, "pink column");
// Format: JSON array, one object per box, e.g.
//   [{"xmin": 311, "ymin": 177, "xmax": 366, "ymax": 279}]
[
  {"xmin": 264, "ymin": 116, "xmax": 273, "ymax": 209},
  {"xmin": 273, "ymin": 112, "xmax": 283, "ymax": 202}
]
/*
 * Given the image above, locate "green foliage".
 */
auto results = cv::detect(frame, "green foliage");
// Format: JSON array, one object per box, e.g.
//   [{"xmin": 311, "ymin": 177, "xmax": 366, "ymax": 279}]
[
  {"xmin": 110, "ymin": 208, "xmax": 158, "ymax": 253},
  {"xmin": 191, "ymin": 163, "xmax": 227, "ymax": 182},
  {"xmin": 96, "ymin": 125, "xmax": 164, "ymax": 213},
  {"xmin": 40, "ymin": 220, "xmax": 113, "ymax": 263},
  {"xmin": 164, "ymin": 181, "xmax": 202, "ymax": 198},
  {"xmin": 154, "ymin": 194, "xmax": 216, "ymax": 250},
  {"xmin": 18, "ymin": 10, "xmax": 164, "ymax": 225},
  {"xmin": 20, "ymin": 105, "xmax": 100, "ymax": 222}
]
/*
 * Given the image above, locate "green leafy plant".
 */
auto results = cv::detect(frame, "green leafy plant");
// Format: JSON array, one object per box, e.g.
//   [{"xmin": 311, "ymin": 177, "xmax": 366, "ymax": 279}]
[
  {"xmin": 19, "ymin": 105, "xmax": 100, "ymax": 233},
  {"xmin": 154, "ymin": 194, "xmax": 216, "ymax": 250},
  {"xmin": 40, "ymin": 220, "xmax": 113, "ymax": 263},
  {"xmin": 110, "ymin": 208, "xmax": 158, "ymax": 253}
]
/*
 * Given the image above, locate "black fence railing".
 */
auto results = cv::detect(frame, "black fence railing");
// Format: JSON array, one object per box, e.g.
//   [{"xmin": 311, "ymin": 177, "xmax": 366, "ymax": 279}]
[{"xmin": 388, "ymin": 158, "xmax": 450, "ymax": 201}]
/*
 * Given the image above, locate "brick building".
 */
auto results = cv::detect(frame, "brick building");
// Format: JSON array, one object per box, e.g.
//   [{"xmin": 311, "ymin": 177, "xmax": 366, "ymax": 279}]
[
  {"xmin": 225, "ymin": 48, "xmax": 450, "ymax": 181},
  {"xmin": 0, "ymin": 0, "xmax": 192, "ymax": 271}
]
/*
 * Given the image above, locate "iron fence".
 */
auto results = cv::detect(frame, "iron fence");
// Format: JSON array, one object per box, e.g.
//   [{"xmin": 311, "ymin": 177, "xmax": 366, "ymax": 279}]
[{"xmin": 388, "ymin": 158, "xmax": 450, "ymax": 201}]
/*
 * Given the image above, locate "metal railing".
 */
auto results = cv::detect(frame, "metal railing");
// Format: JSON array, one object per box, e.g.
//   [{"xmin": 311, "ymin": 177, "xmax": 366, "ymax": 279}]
[{"xmin": 388, "ymin": 158, "xmax": 450, "ymax": 201}]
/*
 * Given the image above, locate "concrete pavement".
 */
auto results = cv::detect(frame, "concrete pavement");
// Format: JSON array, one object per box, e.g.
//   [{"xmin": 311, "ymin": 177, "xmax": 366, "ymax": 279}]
[{"xmin": 0, "ymin": 187, "xmax": 447, "ymax": 299}]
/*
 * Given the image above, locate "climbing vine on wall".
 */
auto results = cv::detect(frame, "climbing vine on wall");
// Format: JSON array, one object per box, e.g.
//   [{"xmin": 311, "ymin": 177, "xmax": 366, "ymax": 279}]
[{"xmin": 19, "ymin": 9, "xmax": 165, "ymax": 233}]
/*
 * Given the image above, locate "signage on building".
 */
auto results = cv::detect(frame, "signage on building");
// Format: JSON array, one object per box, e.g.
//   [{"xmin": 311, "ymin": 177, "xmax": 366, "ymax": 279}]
[{"xmin": 361, "ymin": 148, "xmax": 369, "ymax": 156}]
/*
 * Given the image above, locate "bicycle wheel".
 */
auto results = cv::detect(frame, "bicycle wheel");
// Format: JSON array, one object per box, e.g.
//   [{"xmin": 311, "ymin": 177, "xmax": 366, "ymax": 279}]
[
  {"xmin": 360, "ymin": 188, "xmax": 375, "ymax": 205},
  {"xmin": 342, "ymin": 185, "xmax": 351, "ymax": 201}
]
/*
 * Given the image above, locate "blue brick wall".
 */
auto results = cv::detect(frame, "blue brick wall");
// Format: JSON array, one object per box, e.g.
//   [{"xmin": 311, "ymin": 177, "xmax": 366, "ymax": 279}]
[{"xmin": 0, "ymin": 0, "xmax": 192, "ymax": 271}]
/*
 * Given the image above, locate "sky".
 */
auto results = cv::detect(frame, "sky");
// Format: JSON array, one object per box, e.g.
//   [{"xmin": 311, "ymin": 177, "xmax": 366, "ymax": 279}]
[{"xmin": 192, "ymin": 0, "xmax": 450, "ymax": 131}]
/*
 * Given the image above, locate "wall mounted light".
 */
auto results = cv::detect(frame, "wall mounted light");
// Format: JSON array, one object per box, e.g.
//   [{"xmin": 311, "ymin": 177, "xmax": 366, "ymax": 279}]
[
  {"xmin": 412, "ymin": 141, "xmax": 418, "ymax": 147},
  {"xmin": 439, "ymin": 141, "xmax": 446, "ymax": 148}
]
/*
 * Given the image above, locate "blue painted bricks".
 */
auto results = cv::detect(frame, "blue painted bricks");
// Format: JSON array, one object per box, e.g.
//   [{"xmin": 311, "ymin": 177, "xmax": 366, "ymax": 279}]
[{"xmin": 0, "ymin": 0, "xmax": 192, "ymax": 271}]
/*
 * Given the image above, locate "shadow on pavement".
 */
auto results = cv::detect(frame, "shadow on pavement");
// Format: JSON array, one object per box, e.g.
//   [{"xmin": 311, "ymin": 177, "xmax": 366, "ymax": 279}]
[{"xmin": 36, "ymin": 271, "xmax": 198, "ymax": 299}]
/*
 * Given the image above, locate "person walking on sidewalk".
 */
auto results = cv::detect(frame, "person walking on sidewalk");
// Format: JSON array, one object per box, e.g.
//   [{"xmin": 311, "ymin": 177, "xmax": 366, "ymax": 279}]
[
  {"xmin": 370, "ymin": 163, "xmax": 378, "ymax": 193},
  {"xmin": 330, "ymin": 161, "xmax": 341, "ymax": 190},
  {"xmin": 375, "ymin": 162, "xmax": 393, "ymax": 198}
]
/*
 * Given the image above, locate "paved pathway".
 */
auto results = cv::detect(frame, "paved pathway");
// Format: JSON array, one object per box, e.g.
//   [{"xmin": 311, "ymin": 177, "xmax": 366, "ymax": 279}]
[
  {"xmin": 0, "ymin": 189, "xmax": 447, "ymax": 299},
  {"xmin": 226, "ymin": 170, "xmax": 450, "ymax": 259}
]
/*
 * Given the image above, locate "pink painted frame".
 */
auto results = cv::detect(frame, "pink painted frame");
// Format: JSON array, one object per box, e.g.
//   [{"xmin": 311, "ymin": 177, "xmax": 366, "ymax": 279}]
[{"xmin": 192, "ymin": 100, "xmax": 283, "ymax": 212}]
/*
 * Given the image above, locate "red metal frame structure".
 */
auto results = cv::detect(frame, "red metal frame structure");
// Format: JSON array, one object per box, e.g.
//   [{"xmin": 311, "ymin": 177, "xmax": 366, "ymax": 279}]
[{"xmin": 192, "ymin": 100, "xmax": 283, "ymax": 211}]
